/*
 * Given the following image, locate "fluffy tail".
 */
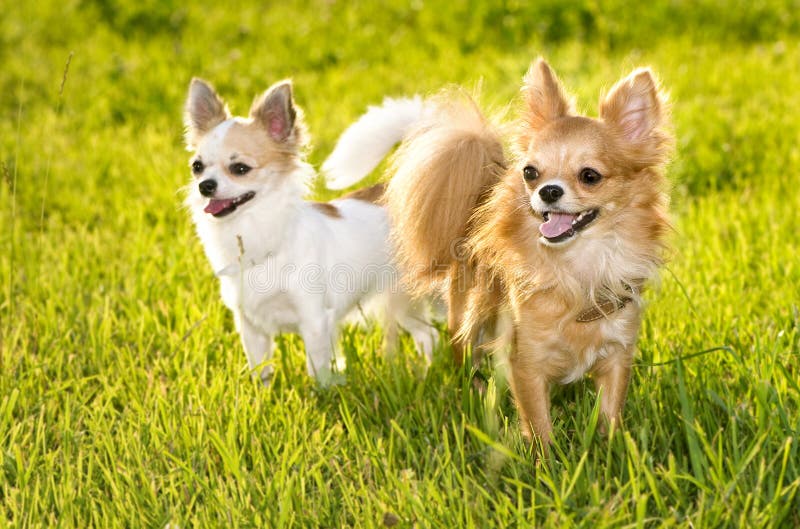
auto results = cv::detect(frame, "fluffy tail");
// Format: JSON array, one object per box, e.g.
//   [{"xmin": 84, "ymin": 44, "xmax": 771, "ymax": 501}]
[
  {"xmin": 322, "ymin": 96, "xmax": 425, "ymax": 190},
  {"xmin": 384, "ymin": 92, "xmax": 506, "ymax": 293}
]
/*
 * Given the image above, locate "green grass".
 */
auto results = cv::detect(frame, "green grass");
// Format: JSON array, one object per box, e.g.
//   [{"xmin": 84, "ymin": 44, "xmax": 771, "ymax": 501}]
[{"xmin": 2, "ymin": 1, "xmax": 800, "ymax": 527}]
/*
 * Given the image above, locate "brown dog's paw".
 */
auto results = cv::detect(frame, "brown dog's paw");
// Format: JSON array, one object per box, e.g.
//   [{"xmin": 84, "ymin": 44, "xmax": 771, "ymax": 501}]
[{"xmin": 471, "ymin": 371, "xmax": 488, "ymax": 394}]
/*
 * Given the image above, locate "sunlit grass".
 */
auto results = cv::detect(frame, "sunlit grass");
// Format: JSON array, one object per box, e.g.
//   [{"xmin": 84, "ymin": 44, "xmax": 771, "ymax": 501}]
[{"xmin": 2, "ymin": 1, "xmax": 799, "ymax": 527}]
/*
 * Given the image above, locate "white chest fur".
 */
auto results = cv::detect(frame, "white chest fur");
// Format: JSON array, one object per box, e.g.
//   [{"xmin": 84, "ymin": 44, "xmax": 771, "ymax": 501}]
[
  {"xmin": 195, "ymin": 194, "xmax": 393, "ymax": 336},
  {"xmin": 558, "ymin": 309, "xmax": 639, "ymax": 384}
]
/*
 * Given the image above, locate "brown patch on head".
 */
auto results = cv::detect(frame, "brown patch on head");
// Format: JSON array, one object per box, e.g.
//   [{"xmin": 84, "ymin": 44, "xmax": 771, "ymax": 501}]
[
  {"xmin": 342, "ymin": 183, "xmax": 385, "ymax": 204},
  {"xmin": 312, "ymin": 201, "xmax": 341, "ymax": 218},
  {"xmin": 188, "ymin": 79, "xmax": 309, "ymax": 181},
  {"xmin": 222, "ymin": 120, "xmax": 298, "ymax": 176}
]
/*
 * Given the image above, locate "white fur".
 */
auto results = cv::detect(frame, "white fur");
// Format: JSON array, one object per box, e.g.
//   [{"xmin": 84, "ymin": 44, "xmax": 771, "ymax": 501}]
[
  {"xmin": 560, "ymin": 308, "xmax": 638, "ymax": 384},
  {"xmin": 187, "ymin": 118, "xmax": 437, "ymax": 384},
  {"xmin": 322, "ymin": 97, "xmax": 425, "ymax": 190}
]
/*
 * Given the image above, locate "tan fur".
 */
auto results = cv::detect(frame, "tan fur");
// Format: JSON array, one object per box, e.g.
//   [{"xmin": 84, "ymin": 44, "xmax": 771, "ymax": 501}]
[
  {"xmin": 312, "ymin": 202, "xmax": 342, "ymax": 218},
  {"xmin": 383, "ymin": 92, "xmax": 506, "ymax": 298},
  {"xmin": 388, "ymin": 59, "xmax": 673, "ymax": 443},
  {"xmin": 185, "ymin": 78, "xmax": 309, "ymax": 176},
  {"xmin": 221, "ymin": 121, "xmax": 300, "ymax": 174},
  {"xmin": 343, "ymin": 182, "xmax": 385, "ymax": 204},
  {"xmin": 310, "ymin": 184, "xmax": 386, "ymax": 220},
  {"xmin": 183, "ymin": 79, "xmax": 312, "ymax": 201},
  {"xmin": 517, "ymin": 59, "xmax": 575, "ymax": 152},
  {"xmin": 249, "ymin": 80, "xmax": 307, "ymax": 149}
]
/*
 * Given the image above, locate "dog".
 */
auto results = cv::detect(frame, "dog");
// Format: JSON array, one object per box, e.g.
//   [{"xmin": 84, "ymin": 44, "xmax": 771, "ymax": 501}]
[
  {"xmin": 183, "ymin": 78, "xmax": 437, "ymax": 384},
  {"xmin": 324, "ymin": 58, "xmax": 673, "ymax": 443}
]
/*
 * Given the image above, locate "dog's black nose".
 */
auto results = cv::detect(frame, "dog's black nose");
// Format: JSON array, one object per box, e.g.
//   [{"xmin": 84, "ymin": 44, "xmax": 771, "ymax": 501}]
[
  {"xmin": 199, "ymin": 179, "xmax": 217, "ymax": 197},
  {"xmin": 538, "ymin": 185, "xmax": 564, "ymax": 204}
]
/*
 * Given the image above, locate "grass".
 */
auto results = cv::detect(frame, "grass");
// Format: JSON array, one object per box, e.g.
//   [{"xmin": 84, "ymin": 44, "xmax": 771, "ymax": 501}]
[{"xmin": 2, "ymin": 0, "xmax": 799, "ymax": 527}]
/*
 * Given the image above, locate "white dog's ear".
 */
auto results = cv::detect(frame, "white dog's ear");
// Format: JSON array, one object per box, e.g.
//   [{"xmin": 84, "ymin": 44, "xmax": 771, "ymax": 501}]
[
  {"xmin": 521, "ymin": 58, "xmax": 573, "ymax": 131},
  {"xmin": 600, "ymin": 68, "xmax": 664, "ymax": 142},
  {"xmin": 250, "ymin": 80, "xmax": 298, "ymax": 143},
  {"xmin": 184, "ymin": 78, "xmax": 229, "ymax": 147}
]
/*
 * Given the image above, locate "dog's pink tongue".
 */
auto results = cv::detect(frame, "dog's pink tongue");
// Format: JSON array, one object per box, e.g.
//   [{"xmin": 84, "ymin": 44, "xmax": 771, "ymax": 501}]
[
  {"xmin": 539, "ymin": 212, "xmax": 577, "ymax": 238},
  {"xmin": 204, "ymin": 198, "xmax": 234, "ymax": 216}
]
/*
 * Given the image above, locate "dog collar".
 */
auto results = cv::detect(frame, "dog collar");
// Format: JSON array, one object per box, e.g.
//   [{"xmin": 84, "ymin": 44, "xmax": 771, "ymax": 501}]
[
  {"xmin": 575, "ymin": 295, "xmax": 632, "ymax": 322},
  {"xmin": 575, "ymin": 282, "xmax": 639, "ymax": 323},
  {"xmin": 526, "ymin": 282, "xmax": 639, "ymax": 323}
]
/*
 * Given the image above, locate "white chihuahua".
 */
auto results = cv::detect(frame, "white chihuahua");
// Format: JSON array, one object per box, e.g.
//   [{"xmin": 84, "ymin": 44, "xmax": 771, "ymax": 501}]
[{"xmin": 183, "ymin": 78, "xmax": 436, "ymax": 383}]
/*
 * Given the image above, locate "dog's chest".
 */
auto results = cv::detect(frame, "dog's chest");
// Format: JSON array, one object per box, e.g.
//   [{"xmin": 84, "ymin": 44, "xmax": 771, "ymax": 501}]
[
  {"xmin": 557, "ymin": 313, "xmax": 637, "ymax": 383},
  {"xmin": 515, "ymin": 292, "xmax": 640, "ymax": 384},
  {"xmin": 218, "ymin": 268, "xmax": 301, "ymax": 333}
]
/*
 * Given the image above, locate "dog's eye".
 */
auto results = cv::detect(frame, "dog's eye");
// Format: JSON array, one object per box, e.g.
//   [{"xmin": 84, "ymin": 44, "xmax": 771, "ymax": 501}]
[
  {"xmin": 191, "ymin": 160, "xmax": 204, "ymax": 175},
  {"xmin": 230, "ymin": 163, "xmax": 252, "ymax": 176},
  {"xmin": 579, "ymin": 167, "xmax": 602, "ymax": 185},
  {"xmin": 523, "ymin": 165, "xmax": 539, "ymax": 181}
]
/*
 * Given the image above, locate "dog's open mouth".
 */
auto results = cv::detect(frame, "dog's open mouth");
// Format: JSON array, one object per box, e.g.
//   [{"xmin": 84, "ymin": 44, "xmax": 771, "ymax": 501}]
[
  {"xmin": 204, "ymin": 191, "xmax": 256, "ymax": 217},
  {"xmin": 539, "ymin": 209, "xmax": 599, "ymax": 243}
]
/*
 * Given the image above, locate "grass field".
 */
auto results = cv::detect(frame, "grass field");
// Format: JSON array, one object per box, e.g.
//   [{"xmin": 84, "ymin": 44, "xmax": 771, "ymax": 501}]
[{"xmin": 2, "ymin": 1, "xmax": 800, "ymax": 527}]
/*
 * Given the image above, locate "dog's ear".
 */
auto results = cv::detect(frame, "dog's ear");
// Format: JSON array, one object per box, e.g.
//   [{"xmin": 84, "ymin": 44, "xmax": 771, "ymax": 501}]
[
  {"xmin": 600, "ymin": 68, "xmax": 665, "ymax": 143},
  {"xmin": 250, "ymin": 80, "xmax": 298, "ymax": 143},
  {"xmin": 522, "ymin": 58, "xmax": 573, "ymax": 131},
  {"xmin": 184, "ymin": 78, "xmax": 229, "ymax": 147},
  {"xmin": 600, "ymin": 68, "xmax": 672, "ymax": 167}
]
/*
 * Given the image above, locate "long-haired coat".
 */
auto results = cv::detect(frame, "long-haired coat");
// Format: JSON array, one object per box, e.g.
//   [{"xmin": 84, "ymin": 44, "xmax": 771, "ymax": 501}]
[{"xmin": 324, "ymin": 58, "xmax": 673, "ymax": 442}]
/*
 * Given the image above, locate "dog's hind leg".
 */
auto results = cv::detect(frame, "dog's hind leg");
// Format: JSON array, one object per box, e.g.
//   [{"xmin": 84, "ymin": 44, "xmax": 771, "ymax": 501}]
[
  {"xmin": 404, "ymin": 316, "xmax": 438, "ymax": 362},
  {"xmin": 385, "ymin": 292, "xmax": 439, "ymax": 361},
  {"xmin": 447, "ymin": 262, "xmax": 479, "ymax": 366}
]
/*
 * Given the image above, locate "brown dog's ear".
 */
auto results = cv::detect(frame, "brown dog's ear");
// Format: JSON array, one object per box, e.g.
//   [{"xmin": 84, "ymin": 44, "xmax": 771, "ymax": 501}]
[
  {"xmin": 522, "ymin": 58, "xmax": 573, "ymax": 130},
  {"xmin": 250, "ymin": 80, "xmax": 298, "ymax": 143},
  {"xmin": 184, "ymin": 78, "xmax": 229, "ymax": 147},
  {"xmin": 600, "ymin": 68, "xmax": 665, "ymax": 142}
]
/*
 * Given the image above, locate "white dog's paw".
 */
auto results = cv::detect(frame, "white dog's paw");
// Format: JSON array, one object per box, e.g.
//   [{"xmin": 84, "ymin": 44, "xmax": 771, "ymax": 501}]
[
  {"xmin": 254, "ymin": 365, "xmax": 274, "ymax": 387},
  {"xmin": 314, "ymin": 366, "xmax": 346, "ymax": 389}
]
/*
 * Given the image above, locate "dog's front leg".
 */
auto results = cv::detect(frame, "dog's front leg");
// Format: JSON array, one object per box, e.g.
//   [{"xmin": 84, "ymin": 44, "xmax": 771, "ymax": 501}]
[
  {"xmin": 592, "ymin": 352, "xmax": 633, "ymax": 432},
  {"xmin": 234, "ymin": 312, "xmax": 274, "ymax": 385},
  {"xmin": 509, "ymin": 368, "xmax": 553, "ymax": 445},
  {"xmin": 300, "ymin": 319, "xmax": 335, "ymax": 381},
  {"xmin": 511, "ymin": 325, "xmax": 553, "ymax": 446}
]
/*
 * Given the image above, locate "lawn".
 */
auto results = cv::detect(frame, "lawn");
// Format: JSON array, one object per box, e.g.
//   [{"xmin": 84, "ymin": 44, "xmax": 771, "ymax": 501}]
[{"xmin": 2, "ymin": 1, "xmax": 799, "ymax": 527}]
